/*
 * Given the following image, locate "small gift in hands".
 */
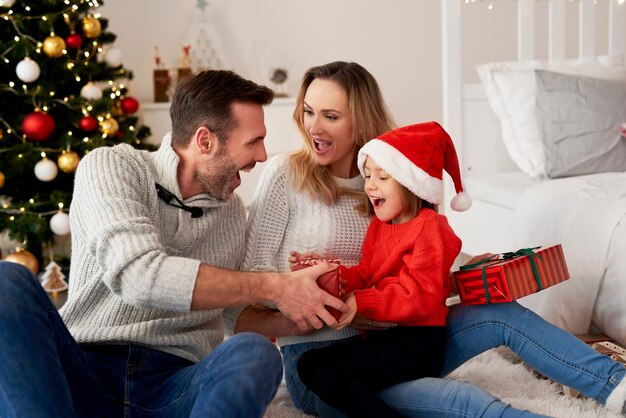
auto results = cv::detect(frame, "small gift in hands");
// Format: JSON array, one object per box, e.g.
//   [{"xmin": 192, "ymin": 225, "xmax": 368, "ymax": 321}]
[{"xmin": 290, "ymin": 253, "xmax": 343, "ymax": 321}]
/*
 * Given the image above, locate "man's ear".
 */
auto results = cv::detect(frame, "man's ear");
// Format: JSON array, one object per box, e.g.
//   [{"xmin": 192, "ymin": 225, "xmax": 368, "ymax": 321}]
[{"xmin": 193, "ymin": 126, "xmax": 217, "ymax": 156}]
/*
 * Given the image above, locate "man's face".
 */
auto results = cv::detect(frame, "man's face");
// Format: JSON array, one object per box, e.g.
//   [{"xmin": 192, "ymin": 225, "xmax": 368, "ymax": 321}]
[{"xmin": 195, "ymin": 102, "xmax": 268, "ymax": 200}]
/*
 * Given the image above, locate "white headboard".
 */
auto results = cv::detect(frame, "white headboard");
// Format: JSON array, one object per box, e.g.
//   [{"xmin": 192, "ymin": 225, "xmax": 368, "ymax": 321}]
[
  {"xmin": 440, "ymin": 0, "xmax": 625, "ymax": 255},
  {"xmin": 441, "ymin": 0, "xmax": 625, "ymax": 195}
]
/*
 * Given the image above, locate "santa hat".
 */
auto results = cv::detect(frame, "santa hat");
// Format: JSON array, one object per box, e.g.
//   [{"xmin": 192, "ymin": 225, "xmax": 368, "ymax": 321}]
[{"xmin": 357, "ymin": 121, "xmax": 471, "ymax": 211}]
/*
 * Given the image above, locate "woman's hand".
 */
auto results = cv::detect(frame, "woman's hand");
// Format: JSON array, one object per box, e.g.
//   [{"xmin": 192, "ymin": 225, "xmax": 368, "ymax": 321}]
[
  {"xmin": 288, "ymin": 251, "xmax": 322, "ymax": 264},
  {"xmin": 464, "ymin": 252, "xmax": 496, "ymax": 266},
  {"xmin": 349, "ymin": 313, "xmax": 397, "ymax": 331}
]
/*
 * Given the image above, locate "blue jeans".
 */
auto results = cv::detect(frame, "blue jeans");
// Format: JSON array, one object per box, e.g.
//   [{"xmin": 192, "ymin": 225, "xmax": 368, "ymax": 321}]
[
  {"xmin": 0, "ymin": 261, "xmax": 282, "ymax": 418},
  {"xmin": 282, "ymin": 302, "xmax": 625, "ymax": 417}
]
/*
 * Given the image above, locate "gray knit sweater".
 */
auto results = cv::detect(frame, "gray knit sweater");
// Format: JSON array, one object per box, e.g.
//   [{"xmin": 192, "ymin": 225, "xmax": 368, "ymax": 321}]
[{"xmin": 60, "ymin": 134, "xmax": 246, "ymax": 363}]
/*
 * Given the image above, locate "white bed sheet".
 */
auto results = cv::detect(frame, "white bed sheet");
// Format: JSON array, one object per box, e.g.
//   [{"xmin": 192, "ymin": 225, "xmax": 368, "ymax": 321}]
[
  {"xmin": 465, "ymin": 172, "xmax": 539, "ymax": 209},
  {"xmin": 513, "ymin": 172, "xmax": 626, "ymax": 345},
  {"xmin": 449, "ymin": 172, "xmax": 538, "ymax": 255}
]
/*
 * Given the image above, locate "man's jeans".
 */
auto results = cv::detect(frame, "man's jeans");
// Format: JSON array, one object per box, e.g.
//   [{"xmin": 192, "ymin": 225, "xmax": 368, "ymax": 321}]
[{"xmin": 0, "ymin": 261, "xmax": 282, "ymax": 418}]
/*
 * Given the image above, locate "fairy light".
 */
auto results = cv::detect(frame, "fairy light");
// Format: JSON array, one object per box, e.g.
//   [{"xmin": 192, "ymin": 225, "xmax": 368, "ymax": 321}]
[{"xmin": 42, "ymin": 16, "xmax": 48, "ymax": 22}]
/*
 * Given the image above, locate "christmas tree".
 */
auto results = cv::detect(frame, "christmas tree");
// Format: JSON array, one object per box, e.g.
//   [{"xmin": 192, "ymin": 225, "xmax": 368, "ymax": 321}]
[{"xmin": 0, "ymin": 0, "xmax": 152, "ymax": 271}]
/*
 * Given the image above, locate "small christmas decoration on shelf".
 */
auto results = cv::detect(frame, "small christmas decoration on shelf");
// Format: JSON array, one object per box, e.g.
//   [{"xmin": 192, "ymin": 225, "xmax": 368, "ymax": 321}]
[
  {"xmin": 270, "ymin": 67, "xmax": 289, "ymax": 97},
  {"xmin": 178, "ymin": 45, "xmax": 192, "ymax": 81},
  {"xmin": 41, "ymin": 260, "xmax": 69, "ymax": 294},
  {"xmin": 153, "ymin": 46, "xmax": 170, "ymax": 103}
]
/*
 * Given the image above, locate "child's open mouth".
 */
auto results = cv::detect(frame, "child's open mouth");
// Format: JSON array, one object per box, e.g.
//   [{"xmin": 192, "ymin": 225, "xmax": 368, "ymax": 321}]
[{"xmin": 372, "ymin": 197, "xmax": 385, "ymax": 208}]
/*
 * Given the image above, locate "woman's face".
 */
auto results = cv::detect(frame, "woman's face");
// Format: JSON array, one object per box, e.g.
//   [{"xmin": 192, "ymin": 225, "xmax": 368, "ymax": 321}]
[{"xmin": 302, "ymin": 78, "xmax": 357, "ymax": 178}]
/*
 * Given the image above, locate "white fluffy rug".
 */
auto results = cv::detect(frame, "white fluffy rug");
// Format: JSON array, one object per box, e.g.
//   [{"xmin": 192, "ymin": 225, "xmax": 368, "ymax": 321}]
[{"xmin": 264, "ymin": 348, "xmax": 622, "ymax": 418}]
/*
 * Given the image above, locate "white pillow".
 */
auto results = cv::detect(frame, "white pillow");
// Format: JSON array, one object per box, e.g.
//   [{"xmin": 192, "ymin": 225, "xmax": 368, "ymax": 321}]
[{"xmin": 476, "ymin": 55, "xmax": 626, "ymax": 179}]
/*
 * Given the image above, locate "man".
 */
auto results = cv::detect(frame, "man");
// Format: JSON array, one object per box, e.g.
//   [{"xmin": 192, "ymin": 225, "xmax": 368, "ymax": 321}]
[{"xmin": 0, "ymin": 70, "xmax": 346, "ymax": 418}]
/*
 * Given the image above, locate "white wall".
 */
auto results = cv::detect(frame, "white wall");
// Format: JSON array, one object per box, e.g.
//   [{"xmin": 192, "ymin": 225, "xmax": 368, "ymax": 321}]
[{"xmin": 100, "ymin": 0, "xmax": 625, "ymax": 139}]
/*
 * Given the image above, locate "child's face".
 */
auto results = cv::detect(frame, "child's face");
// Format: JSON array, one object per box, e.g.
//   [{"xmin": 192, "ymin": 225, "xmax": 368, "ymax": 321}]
[
  {"xmin": 363, "ymin": 157, "xmax": 412, "ymax": 224},
  {"xmin": 302, "ymin": 79, "xmax": 357, "ymax": 178}
]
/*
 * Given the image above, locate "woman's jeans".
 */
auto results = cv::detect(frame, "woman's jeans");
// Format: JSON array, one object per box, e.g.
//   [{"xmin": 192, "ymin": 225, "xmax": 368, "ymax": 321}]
[
  {"xmin": 282, "ymin": 301, "xmax": 625, "ymax": 418},
  {"xmin": 0, "ymin": 261, "xmax": 282, "ymax": 418}
]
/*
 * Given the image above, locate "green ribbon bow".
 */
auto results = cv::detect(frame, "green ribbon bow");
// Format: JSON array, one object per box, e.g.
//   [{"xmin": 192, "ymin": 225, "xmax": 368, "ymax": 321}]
[{"xmin": 459, "ymin": 246, "xmax": 542, "ymax": 304}]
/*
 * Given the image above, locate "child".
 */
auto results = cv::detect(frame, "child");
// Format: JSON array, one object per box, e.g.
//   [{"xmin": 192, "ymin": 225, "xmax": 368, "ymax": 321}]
[{"xmin": 296, "ymin": 121, "xmax": 471, "ymax": 418}]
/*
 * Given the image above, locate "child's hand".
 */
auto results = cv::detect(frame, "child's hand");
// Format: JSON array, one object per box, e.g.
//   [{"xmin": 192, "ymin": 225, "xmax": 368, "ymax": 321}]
[
  {"xmin": 333, "ymin": 294, "xmax": 357, "ymax": 330},
  {"xmin": 289, "ymin": 251, "xmax": 322, "ymax": 264}
]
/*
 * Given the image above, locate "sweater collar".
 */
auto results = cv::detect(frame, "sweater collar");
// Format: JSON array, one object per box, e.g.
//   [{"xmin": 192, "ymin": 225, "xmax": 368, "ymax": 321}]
[{"xmin": 146, "ymin": 132, "xmax": 233, "ymax": 209}]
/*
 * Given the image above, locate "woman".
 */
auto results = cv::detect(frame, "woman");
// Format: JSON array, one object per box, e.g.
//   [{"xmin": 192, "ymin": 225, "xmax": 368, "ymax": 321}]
[{"xmin": 231, "ymin": 61, "xmax": 626, "ymax": 417}]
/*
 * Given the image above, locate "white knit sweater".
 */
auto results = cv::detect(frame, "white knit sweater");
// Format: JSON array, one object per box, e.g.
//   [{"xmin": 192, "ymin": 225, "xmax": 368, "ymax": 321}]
[
  {"xmin": 60, "ymin": 134, "xmax": 246, "ymax": 363},
  {"xmin": 241, "ymin": 154, "xmax": 371, "ymax": 346}
]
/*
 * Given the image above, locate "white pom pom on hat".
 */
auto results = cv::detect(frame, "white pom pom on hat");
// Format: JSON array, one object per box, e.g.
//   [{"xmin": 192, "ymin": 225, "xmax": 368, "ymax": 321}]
[{"xmin": 357, "ymin": 121, "xmax": 472, "ymax": 212}]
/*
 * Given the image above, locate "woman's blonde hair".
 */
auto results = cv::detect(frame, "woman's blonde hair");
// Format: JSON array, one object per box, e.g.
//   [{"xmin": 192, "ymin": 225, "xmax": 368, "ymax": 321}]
[{"xmin": 289, "ymin": 62, "xmax": 395, "ymax": 206}]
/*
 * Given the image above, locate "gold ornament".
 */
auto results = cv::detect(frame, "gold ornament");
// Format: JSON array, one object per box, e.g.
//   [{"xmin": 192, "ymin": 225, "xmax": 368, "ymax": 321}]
[
  {"xmin": 0, "ymin": 171, "xmax": 4, "ymax": 188},
  {"xmin": 100, "ymin": 118, "xmax": 119, "ymax": 137},
  {"xmin": 4, "ymin": 248, "xmax": 39, "ymax": 275},
  {"xmin": 42, "ymin": 35, "xmax": 66, "ymax": 58},
  {"xmin": 58, "ymin": 151, "xmax": 80, "ymax": 173},
  {"xmin": 82, "ymin": 16, "xmax": 102, "ymax": 38}
]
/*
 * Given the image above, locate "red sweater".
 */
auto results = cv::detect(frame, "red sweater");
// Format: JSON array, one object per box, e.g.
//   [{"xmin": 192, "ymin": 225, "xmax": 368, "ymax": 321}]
[{"xmin": 339, "ymin": 208, "xmax": 461, "ymax": 326}]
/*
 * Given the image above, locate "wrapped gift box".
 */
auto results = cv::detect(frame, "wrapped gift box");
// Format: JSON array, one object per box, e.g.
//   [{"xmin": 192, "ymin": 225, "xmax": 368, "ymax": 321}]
[
  {"xmin": 453, "ymin": 245, "xmax": 570, "ymax": 305},
  {"xmin": 291, "ymin": 259, "xmax": 342, "ymax": 320}
]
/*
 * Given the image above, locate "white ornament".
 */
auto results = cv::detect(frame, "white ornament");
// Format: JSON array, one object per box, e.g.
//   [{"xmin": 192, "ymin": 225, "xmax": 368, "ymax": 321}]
[
  {"xmin": 34, "ymin": 157, "xmax": 58, "ymax": 182},
  {"xmin": 15, "ymin": 57, "xmax": 41, "ymax": 83},
  {"xmin": 80, "ymin": 82, "xmax": 103, "ymax": 100},
  {"xmin": 50, "ymin": 211, "xmax": 71, "ymax": 235},
  {"xmin": 0, "ymin": 0, "xmax": 17, "ymax": 7},
  {"xmin": 105, "ymin": 48, "xmax": 123, "ymax": 67}
]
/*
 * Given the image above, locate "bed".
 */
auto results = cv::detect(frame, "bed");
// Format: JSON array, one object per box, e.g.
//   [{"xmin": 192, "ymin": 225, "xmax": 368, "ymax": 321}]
[{"xmin": 441, "ymin": 0, "xmax": 626, "ymax": 346}]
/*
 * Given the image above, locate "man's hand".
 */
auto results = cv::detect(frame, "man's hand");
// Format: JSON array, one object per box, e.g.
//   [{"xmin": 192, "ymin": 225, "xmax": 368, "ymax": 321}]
[
  {"xmin": 272, "ymin": 262, "xmax": 349, "ymax": 331},
  {"xmin": 333, "ymin": 294, "xmax": 357, "ymax": 330}
]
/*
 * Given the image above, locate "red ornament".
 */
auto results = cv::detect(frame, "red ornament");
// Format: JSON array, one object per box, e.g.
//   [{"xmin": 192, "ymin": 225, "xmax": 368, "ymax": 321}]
[
  {"xmin": 120, "ymin": 97, "xmax": 139, "ymax": 114},
  {"xmin": 79, "ymin": 115, "xmax": 98, "ymax": 132},
  {"xmin": 22, "ymin": 111, "xmax": 55, "ymax": 141},
  {"xmin": 66, "ymin": 33, "xmax": 83, "ymax": 49}
]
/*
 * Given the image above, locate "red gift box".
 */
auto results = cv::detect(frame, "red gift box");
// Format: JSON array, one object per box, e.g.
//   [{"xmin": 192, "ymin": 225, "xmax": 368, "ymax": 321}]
[
  {"xmin": 453, "ymin": 245, "xmax": 570, "ymax": 305},
  {"xmin": 291, "ymin": 259, "xmax": 342, "ymax": 320}
]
